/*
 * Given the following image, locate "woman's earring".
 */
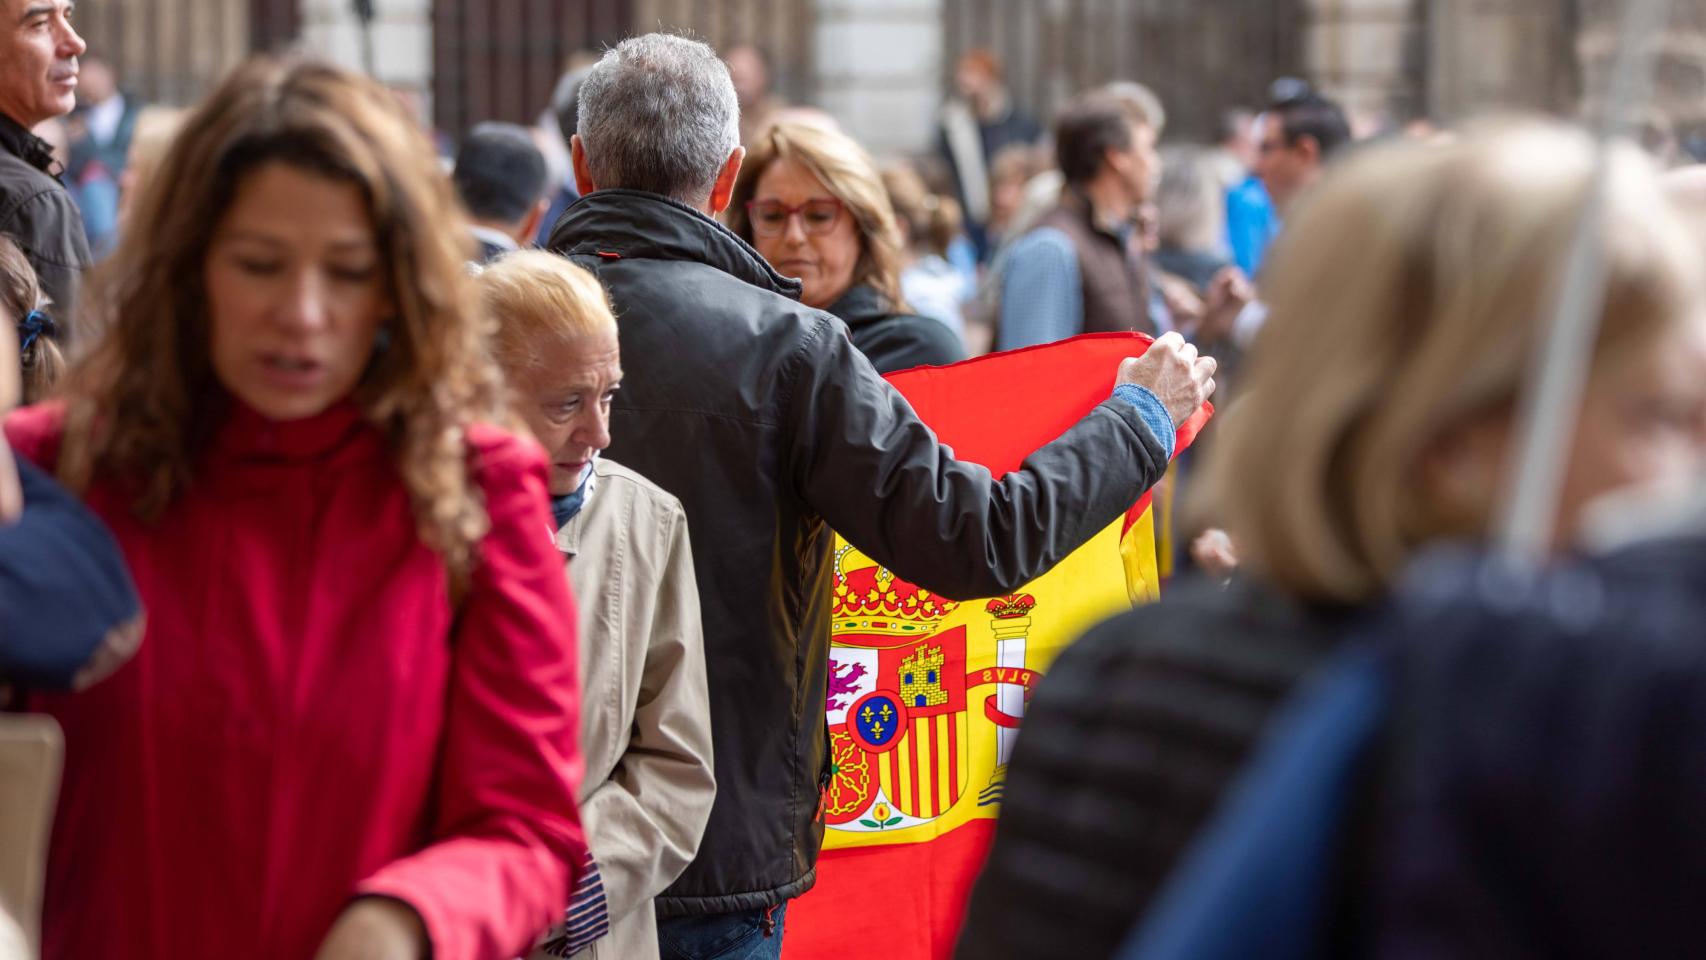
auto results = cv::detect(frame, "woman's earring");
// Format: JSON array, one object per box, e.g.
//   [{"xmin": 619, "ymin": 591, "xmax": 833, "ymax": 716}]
[{"xmin": 373, "ymin": 326, "xmax": 393, "ymax": 355}]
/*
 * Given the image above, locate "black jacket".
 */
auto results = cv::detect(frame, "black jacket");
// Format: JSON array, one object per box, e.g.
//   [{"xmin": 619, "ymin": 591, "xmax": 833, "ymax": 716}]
[
  {"xmin": 957, "ymin": 576, "xmax": 1346, "ymax": 959},
  {"xmin": 548, "ymin": 189, "xmax": 1168, "ymax": 915},
  {"xmin": 825, "ymin": 283, "xmax": 966, "ymax": 375},
  {"xmin": 0, "ymin": 113, "xmax": 90, "ymax": 336}
]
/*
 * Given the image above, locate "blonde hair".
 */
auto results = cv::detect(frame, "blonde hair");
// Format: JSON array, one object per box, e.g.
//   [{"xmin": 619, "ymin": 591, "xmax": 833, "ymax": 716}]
[
  {"xmin": 120, "ymin": 106, "xmax": 188, "ymax": 219},
  {"xmin": 726, "ymin": 121, "xmax": 908, "ymax": 308},
  {"xmin": 1198, "ymin": 120, "xmax": 1704, "ymax": 605},
  {"xmin": 882, "ymin": 162, "xmax": 962, "ymax": 259},
  {"xmin": 61, "ymin": 55, "xmax": 507, "ymax": 581},
  {"xmin": 478, "ymin": 250, "xmax": 616, "ymax": 375}
]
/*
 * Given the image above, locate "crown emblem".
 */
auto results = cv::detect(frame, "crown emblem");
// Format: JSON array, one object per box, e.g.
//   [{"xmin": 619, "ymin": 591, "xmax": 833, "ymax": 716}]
[
  {"xmin": 984, "ymin": 594, "xmax": 1037, "ymax": 619},
  {"xmin": 833, "ymin": 545, "xmax": 958, "ymax": 639}
]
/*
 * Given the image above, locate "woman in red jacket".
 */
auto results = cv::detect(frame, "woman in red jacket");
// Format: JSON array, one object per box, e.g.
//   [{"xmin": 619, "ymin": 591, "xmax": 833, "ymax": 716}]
[{"xmin": 4, "ymin": 56, "xmax": 585, "ymax": 960}]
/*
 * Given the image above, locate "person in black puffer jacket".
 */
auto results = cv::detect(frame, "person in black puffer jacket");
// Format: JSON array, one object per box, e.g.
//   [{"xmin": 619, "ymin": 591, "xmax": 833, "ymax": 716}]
[{"xmin": 957, "ymin": 120, "xmax": 1706, "ymax": 959}]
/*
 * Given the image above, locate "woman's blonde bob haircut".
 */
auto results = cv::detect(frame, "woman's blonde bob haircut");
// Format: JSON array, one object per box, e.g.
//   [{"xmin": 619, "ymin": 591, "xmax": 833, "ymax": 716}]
[
  {"xmin": 59, "ymin": 55, "xmax": 506, "ymax": 579},
  {"xmin": 478, "ymin": 250, "xmax": 617, "ymax": 375},
  {"xmin": 725, "ymin": 121, "xmax": 908, "ymax": 309},
  {"xmin": 1197, "ymin": 119, "xmax": 1704, "ymax": 605}
]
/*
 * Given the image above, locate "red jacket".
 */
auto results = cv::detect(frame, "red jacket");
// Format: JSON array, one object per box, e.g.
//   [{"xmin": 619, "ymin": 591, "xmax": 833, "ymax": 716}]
[{"xmin": 5, "ymin": 400, "xmax": 585, "ymax": 960}]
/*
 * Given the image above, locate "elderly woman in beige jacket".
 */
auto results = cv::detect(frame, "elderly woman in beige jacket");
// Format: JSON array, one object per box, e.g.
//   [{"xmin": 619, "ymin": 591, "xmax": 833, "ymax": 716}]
[{"xmin": 480, "ymin": 252, "xmax": 715, "ymax": 960}]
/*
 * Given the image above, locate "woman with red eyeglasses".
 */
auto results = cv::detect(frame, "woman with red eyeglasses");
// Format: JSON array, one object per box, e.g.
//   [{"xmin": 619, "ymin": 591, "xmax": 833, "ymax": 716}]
[{"xmin": 725, "ymin": 122, "xmax": 966, "ymax": 375}]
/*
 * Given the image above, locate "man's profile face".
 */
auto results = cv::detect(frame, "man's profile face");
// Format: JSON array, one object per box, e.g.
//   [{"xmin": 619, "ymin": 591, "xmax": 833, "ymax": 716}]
[
  {"xmin": 0, "ymin": 0, "xmax": 85, "ymax": 130},
  {"xmin": 1253, "ymin": 111, "xmax": 1314, "ymax": 214}
]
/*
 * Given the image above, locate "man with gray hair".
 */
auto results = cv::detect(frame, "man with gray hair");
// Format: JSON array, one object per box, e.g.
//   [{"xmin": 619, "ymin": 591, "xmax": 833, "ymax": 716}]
[{"xmin": 548, "ymin": 32, "xmax": 1214, "ymax": 959}]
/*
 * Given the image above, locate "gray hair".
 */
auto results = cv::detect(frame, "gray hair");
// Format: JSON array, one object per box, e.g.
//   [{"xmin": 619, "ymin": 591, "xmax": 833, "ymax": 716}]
[{"xmin": 576, "ymin": 34, "xmax": 741, "ymax": 205}]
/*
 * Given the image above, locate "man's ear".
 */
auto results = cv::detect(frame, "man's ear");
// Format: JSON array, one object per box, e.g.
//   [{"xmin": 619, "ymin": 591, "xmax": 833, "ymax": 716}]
[
  {"xmin": 1297, "ymin": 134, "xmax": 1323, "ymax": 167},
  {"xmin": 571, "ymin": 134, "xmax": 596, "ymax": 197},
  {"xmin": 515, "ymin": 197, "xmax": 549, "ymax": 247},
  {"xmin": 707, "ymin": 146, "xmax": 747, "ymax": 216}
]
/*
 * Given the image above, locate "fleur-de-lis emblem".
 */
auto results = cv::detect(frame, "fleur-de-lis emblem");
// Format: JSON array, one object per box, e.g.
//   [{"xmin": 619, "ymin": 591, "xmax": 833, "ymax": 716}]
[
  {"xmin": 871, "ymin": 721, "xmax": 885, "ymax": 738},
  {"xmin": 879, "ymin": 704, "xmax": 893, "ymax": 722},
  {"xmin": 861, "ymin": 705, "xmax": 874, "ymax": 723}
]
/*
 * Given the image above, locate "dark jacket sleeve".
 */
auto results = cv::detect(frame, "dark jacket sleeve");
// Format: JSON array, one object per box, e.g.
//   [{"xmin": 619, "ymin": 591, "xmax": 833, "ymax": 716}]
[
  {"xmin": 0, "ymin": 454, "xmax": 142, "ymax": 689},
  {"xmin": 0, "ymin": 186, "xmax": 91, "ymax": 335},
  {"xmin": 785, "ymin": 314, "xmax": 1164, "ymax": 600}
]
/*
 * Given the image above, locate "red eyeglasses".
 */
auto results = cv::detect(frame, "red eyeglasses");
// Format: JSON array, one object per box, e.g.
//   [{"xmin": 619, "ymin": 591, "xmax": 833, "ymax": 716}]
[{"xmin": 744, "ymin": 198, "xmax": 845, "ymax": 238}]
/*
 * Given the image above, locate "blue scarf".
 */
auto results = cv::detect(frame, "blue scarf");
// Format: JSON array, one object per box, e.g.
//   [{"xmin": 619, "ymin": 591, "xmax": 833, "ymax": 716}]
[{"xmin": 550, "ymin": 461, "xmax": 596, "ymax": 528}]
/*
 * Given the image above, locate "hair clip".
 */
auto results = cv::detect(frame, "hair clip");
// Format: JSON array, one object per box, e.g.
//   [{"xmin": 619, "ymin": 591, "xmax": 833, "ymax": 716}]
[{"xmin": 18, "ymin": 309, "xmax": 54, "ymax": 354}]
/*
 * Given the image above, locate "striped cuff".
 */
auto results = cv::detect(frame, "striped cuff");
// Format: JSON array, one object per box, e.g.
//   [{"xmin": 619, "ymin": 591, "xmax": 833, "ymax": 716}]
[
  {"xmin": 1112, "ymin": 383, "xmax": 1176, "ymax": 460},
  {"xmin": 538, "ymin": 851, "xmax": 609, "ymax": 957}
]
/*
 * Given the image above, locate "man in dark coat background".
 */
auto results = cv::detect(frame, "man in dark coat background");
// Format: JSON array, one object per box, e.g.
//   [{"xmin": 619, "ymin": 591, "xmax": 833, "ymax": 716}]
[{"xmin": 0, "ymin": 0, "xmax": 91, "ymax": 334}]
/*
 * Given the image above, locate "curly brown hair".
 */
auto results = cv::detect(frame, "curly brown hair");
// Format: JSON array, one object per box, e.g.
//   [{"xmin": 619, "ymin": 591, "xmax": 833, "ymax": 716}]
[{"xmin": 58, "ymin": 55, "xmax": 506, "ymax": 580}]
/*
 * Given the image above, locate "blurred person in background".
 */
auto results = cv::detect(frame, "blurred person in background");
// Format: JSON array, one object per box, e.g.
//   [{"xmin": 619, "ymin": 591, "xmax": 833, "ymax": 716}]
[
  {"xmin": 480, "ymin": 252, "xmax": 715, "ymax": 960},
  {"xmin": 66, "ymin": 56, "xmax": 134, "ymax": 255},
  {"xmin": 995, "ymin": 90, "xmax": 1160, "ymax": 350},
  {"xmin": 0, "ymin": 0, "xmax": 90, "ymax": 334},
  {"xmin": 0, "ymin": 232, "xmax": 141, "ymax": 697},
  {"xmin": 114, "ymin": 105, "xmax": 185, "ymax": 229},
  {"xmin": 1253, "ymin": 88, "xmax": 1351, "ymax": 219},
  {"xmin": 1209, "ymin": 107, "xmax": 1255, "ymax": 189},
  {"xmin": 452, "ymin": 121, "xmax": 549, "ymax": 263},
  {"xmin": 958, "ymin": 120, "xmax": 1706, "ymax": 960},
  {"xmin": 0, "ymin": 234, "xmax": 141, "ymax": 960},
  {"xmin": 881, "ymin": 160, "xmax": 971, "ymax": 343},
  {"xmin": 535, "ymin": 63, "xmax": 595, "ymax": 246},
  {"xmin": 6, "ymin": 55, "xmax": 586, "ymax": 960},
  {"xmin": 936, "ymin": 49, "xmax": 1041, "ymax": 260},
  {"xmin": 728, "ymin": 121, "xmax": 965, "ymax": 373},
  {"xmin": 726, "ymin": 44, "xmax": 787, "ymax": 147}
]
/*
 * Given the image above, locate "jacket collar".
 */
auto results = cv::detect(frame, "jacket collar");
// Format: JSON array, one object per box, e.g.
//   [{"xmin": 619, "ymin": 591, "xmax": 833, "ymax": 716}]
[
  {"xmin": 825, "ymin": 284, "xmax": 890, "ymax": 331},
  {"xmin": 0, "ymin": 111, "xmax": 60, "ymax": 177},
  {"xmin": 548, "ymin": 188, "xmax": 804, "ymax": 301}
]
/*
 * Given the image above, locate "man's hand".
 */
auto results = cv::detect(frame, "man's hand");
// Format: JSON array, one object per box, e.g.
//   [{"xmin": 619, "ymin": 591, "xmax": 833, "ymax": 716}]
[
  {"xmin": 1189, "ymin": 528, "xmax": 1239, "ymax": 579},
  {"xmin": 1118, "ymin": 331, "xmax": 1217, "ymax": 426},
  {"xmin": 313, "ymin": 898, "xmax": 428, "ymax": 960},
  {"xmin": 1197, "ymin": 267, "xmax": 1254, "ymax": 346}
]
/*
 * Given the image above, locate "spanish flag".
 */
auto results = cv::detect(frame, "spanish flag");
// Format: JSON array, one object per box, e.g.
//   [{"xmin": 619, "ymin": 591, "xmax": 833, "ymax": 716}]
[{"xmin": 783, "ymin": 332, "xmax": 1211, "ymax": 959}]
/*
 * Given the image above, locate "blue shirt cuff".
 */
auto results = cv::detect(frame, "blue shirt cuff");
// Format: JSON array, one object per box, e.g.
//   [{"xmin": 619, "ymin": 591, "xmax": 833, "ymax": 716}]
[{"xmin": 1113, "ymin": 383, "xmax": 1176, "ymax": 460}]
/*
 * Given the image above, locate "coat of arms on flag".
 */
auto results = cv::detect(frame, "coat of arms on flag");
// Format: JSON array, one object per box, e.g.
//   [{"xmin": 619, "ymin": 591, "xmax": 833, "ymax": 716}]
[{"xmin": 785, "ymin": 333, "xmax": 1212, "ymax": 960}]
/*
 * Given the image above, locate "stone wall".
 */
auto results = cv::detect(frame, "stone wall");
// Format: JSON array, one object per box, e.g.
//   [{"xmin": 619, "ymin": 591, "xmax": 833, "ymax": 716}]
[
  {"xmin": 816, "ymin": 0, "xmax": 944, "ymax": 156},
  {"xmin": 298, "ymin": 0, "xmax": 433, "ymax": 120},
  {"xmin": 1303, "ymin": 0, "xmax": 1426, "ymax": 130}
]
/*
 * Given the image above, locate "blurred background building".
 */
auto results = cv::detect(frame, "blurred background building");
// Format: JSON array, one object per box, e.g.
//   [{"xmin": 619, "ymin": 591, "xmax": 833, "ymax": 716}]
[{"xmin": 69, "ymin": 0, "xmax": 1706, "ymax": 152}]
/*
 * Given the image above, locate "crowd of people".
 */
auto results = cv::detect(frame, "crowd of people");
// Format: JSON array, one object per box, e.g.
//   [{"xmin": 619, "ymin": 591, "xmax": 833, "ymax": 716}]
[{"xmin": 5, "ymin": 3, "xmax": 1706, "ymax": 959}]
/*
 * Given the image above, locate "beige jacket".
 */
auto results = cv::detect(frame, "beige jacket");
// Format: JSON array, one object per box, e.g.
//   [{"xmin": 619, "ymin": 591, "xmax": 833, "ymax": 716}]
[{"xmin": 533, "ymin": 459, "xmax": 715, "ymax": 960}]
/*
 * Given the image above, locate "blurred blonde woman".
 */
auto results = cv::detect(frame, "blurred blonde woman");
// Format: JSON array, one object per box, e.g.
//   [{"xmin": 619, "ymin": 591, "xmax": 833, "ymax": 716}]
[
  {"xmin": 960, "ymin": 120, "xmax": 1706, "ymax": 960},
  {"xmin": 5, "ymin": 56, "xmax": 585, "ymax": 960},
  {"xmin": 727, "ymin": 121, "xmax": 965, "ymax": 373},
  {"xmin": 480, "ymin": 250, "xmax": 715, "ymax": 960}
]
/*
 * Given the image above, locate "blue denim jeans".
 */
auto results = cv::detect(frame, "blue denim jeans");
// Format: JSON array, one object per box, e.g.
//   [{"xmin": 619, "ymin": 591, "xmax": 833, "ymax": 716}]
[{"xmin": 657, "ymin": 903, "xmax": 788, "ymax": 960}]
